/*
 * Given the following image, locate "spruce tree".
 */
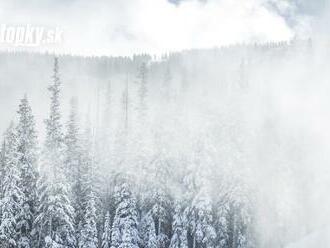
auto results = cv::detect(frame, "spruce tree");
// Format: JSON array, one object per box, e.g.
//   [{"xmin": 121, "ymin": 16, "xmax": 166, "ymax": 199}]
[
  {"xmin": 101, "ymin": 212, "xmax": 111, "ymax": 248},
  {"xmin": 151, "ymin": 154, "xmax": 172, "ymax": 248},
  {"xmin": 111, "ymin": 181, "xmax": 139, "ymax": 248},
  {"xmin": 136, "ymin": 62, "xmax": 148, "ymax": 122},
  {"xmin": 81, "ymin": 116, "xmax": 103, "ymax": 245},
  {"xmin": 0, "ymin": 139, "xmax": 6, "ymax": 200},
  {"xmin": 44, "ymin": 57, "xmax": 63, "ymax": 180},
  {"xmin": 162, "ymin": 63, "xmax": 172, "ymax": 102},
  {"xmin": 15, "ymin": 96, "xmax": 39, "ymax": 248},
  {"xmin": 184, "ymin": 142, "xmax": 217, "ymax": 248},
  {"xmin": 79, "ymin": 192, "xmax": 98, "ymax": 248},
  {"xmin": 35, "ymin": 57, "xmax": 76, "ymax": 247},
  {"xmin": 64, "ymin": 98, "xmax": 88, "ymax": 244},
  {"xmin": 193, "ymin": 192, "xmax": 216, "ymax": 248},
  {"xmin": 0, "ymin": 124, "xmax": 22, "ymax": 248},
  {"xmin": 139, "ymin": 212, "xmax": 157, "ymax": 248},
  {"xmin": 64, "ymin": 98, "xmax": 80, "ymax": 185},
  {"xmin": 169, "ymin": 204, "xmax": 188, "ymax": 248}
]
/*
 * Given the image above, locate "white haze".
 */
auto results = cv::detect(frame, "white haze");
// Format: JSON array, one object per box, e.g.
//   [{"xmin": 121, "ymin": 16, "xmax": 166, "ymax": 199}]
[{"xmin": 0, "ymin": 1, "xmax": 330, "ymax": 247}]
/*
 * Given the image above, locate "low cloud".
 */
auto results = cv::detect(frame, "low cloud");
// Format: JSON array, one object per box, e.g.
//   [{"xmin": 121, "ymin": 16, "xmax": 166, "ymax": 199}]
[{"xmin": 0, "ymin": 0, "xmax": 314, "ymax": 56}]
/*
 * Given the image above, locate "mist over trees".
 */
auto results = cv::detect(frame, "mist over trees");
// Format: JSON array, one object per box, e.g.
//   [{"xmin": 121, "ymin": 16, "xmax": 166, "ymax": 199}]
[{"xmin": 0, "ymin": 40, "xmax": 324, "ymax": 247}]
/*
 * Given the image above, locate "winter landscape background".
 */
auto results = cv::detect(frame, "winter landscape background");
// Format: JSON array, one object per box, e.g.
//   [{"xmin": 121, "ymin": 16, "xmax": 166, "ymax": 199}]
[{"xmin": 0, "ymin": 0, "xmax": 330, "ymax": 248}]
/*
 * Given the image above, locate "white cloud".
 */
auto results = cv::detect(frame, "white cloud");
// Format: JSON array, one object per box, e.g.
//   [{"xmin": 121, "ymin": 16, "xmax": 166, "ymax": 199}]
[{"xmin": 0, "ymin": 0, "xmax": 303, "ymax": 56}]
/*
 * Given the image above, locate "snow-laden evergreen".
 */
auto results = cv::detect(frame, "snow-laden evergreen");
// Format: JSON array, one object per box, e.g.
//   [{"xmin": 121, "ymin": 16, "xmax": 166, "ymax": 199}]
[
  {"xmin": 101, "ymin": 212, "xmax": 111, "ymax": 248},
  {"xmin": 0, "ymin": 124, "xmax": 22, "ymax": 248},
  {"xmin": 136, "ymin": 61, "xmax": 148, "ymax": 122},
  {"xmin": 64, "ymin": 98, "xmax": 90, "ymax": 245},
  {"xmin": 169, "ymin": 204, "xmax": 188, "ymax": 248},
  {"xmin": 139, "ymin": 212, "xmax": 157, "ymax": 248},
  {"xmin": 111, "ymin": 180, "xmax": 139, "ymax": 248},
  {"xmin": 0, "ymin": 45, "xmax": 296, "ymax": 247},
  {"xmin": 15, "ymin": 96, "xmax": 39, "ymax": 248},
  {"xmin": 192, "ymin": 190, "xmax": 216, "ymax": 248},
  {"xmin": 79, "ymin": 192, "xmax": 98, "ymax": 248},
  {"xmin": 34, "ymin": 57, "xmax": 76, "ymax": 247}
]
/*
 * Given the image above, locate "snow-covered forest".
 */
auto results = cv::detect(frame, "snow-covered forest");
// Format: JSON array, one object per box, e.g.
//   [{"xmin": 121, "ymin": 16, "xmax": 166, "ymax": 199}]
[{"xmin": 0, "ymin": 40, "xmax": 329, "ymax": 248}]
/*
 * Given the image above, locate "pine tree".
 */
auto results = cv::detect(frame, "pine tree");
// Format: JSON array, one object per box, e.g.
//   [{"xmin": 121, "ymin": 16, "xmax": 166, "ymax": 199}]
[
  {"xmin": 0, "ymin": 139, "xmax": 6, "ymax": 199},
  {"xmin": 214, "ymin": 201, "xmax": 229, "ymax": 248},
  {"xmin": 220, "ymin": 197, "xmax": 256, "ymax": 248},
  {"xmin": 122, "ymin": 75, "xmax": 129, "ymax": 133},
  {"xmin": 44, "ymin": 57, "xmax": 64, "ymax": 181},
  {"xmin": 150, "ymin": 154, "xmax": 172, "ymax": 248},
  {"xmin": 187, "ymin": 192, "xmax": 216, "ymax": 248},
  {"xmin": 162, "ymin": 63, "xmax": 172, "ymax": 102},
  {"xmin": 101, "ymin": 212, "xmax": 111, "ymax": 248},
  {"xmin": 64, "ymin": 98, "xmax": 88, "ymax": 244},
  {"xmin": 35, "ymin": 179, "xmax": 76, "ymax": 248},
  {"xmin": 79, "ymin": 192, "xmax": 98, "ymax": 248},
  {"xmin": 150, "ymin": 188, "xmax": 171, "ymax": 247},
  {"xmin": 65, "ymin": 98, "xmax": 80, "ymax": 185},
  {"xmin": 169, "ymin": 204, "xmax": 188, "ymax": 248},
  {"xmin": 0, "ymin": 124, "xmax": 23, "ymax": 248},
  {"xmin": 111, "ymin": 181, "xmax": 139, "ymax": 248},
  {"xmin": 99, "ymin": 82, "xmax": 116, "ymax": 227},
  {"xmin": 136, "ymin": 62, "xmax": 148, "ymax": 122},
  {"xmin": 33, "ymin": 174, "xmax": 49, "ymax": 247},
  {"xmin": 15, "ymin": 96, "xmax": 39, "ymax": 248},
  {"xmin": 34, "ymin": 57, "xmax": 76, "ymax": 247},
  {"xmin": 183, "ymin": 141, "xmax": 217, "ymax": 248},
  {"xmin": 193, "ymin": 192, "xmax": 216, "ymax": 248},
  {"xmin": 102, "ymin": 81, "xmax": 113, "ymax": 150},
  {"xmin": 81, "ymin": 116, "xmax": 104, "ymax": 245},
  {"xmin": 139, "ymin": 212, "xmax": 157, "ymax": 248}
]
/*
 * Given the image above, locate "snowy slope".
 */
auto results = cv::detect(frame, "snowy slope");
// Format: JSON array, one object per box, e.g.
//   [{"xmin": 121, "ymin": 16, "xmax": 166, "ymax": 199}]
[{"xmin": 286, "ymin": 227, "xmax": 330, "ymax": 248}]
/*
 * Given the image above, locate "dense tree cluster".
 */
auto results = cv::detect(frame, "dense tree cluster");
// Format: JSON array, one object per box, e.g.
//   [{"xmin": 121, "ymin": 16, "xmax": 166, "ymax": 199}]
[{"xmin": 1, "ymin": 41, "xmax": 313, "ymax": 247}]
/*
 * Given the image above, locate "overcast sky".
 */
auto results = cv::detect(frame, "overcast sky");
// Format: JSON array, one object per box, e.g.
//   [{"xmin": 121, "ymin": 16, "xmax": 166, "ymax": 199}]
[{"xmin": 0, "ymin": 0, "xmax": 327, "ymax": 56}]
